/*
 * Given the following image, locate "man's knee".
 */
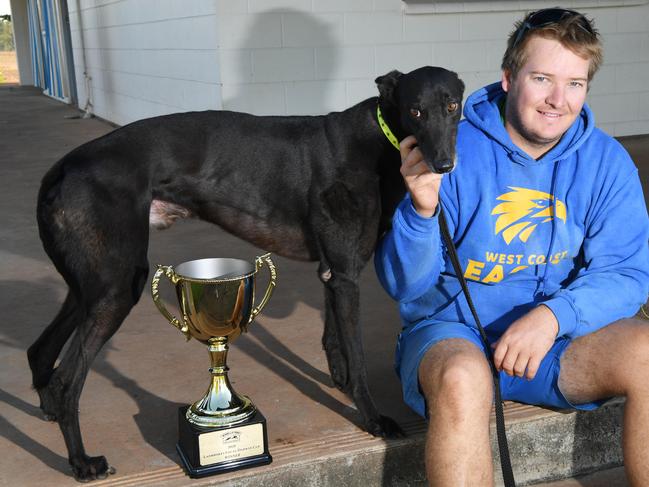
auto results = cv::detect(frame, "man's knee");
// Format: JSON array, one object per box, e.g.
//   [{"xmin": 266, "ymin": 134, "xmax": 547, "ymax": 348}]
[
  {"xmin": 616, "ymin": 318, "xmax": 649, "ymax": 358},
  {"xmin": 418, "ymin": 338, "xmax": 493, "ymax": 416},
  {"xmin": 609, "ymin": 319, "xmax": 649, "ymax": 390}
]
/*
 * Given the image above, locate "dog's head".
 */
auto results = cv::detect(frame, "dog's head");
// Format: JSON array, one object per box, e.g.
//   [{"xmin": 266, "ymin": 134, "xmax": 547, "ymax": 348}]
[{"xmin": 376, "ymin": 66, "xmax": 465, "ymax": 174}]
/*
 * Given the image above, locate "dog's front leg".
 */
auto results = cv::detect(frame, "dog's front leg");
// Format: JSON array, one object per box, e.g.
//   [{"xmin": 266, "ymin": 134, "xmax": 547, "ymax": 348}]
[
  {"xmin": 314, "ymin": 176, "xmax": 404, "ymax": 438},
  {"xmin": 322, "ymin": 287, "xmax": 348, "ymax": 390},
  {"xmin": 323, "ymin": 274, "xmax": 404, "ymax": 438},
  {"xmin": 318, "ymin": 258, "xmax": 350, "ymax": 389}
]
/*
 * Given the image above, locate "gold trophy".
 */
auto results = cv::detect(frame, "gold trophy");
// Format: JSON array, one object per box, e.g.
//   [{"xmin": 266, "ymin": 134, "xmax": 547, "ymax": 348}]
[{"xmin": 151, "ymin": 253, "xmax": 276, "ymax": 478}]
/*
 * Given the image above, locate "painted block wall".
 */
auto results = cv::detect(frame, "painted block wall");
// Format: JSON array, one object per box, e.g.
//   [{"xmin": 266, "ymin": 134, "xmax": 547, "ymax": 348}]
[
  {"xmin": 67, "ymin": 0, "xmax": 649, "ymax": 136},
  {"xmin": 67, "ymin": 0, "xmax": 222, "ymax": 126}
]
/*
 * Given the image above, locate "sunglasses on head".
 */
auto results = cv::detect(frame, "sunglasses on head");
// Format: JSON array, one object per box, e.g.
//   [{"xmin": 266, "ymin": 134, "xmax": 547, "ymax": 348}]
[{"xmin": 512, "ymin": 8, "xmax": 595, "ymax": 48}]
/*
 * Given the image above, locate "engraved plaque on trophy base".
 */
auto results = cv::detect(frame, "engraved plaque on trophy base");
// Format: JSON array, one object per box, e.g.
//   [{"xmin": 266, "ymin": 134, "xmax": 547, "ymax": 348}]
[{"xmin": 176, "ymin": 406, "xmax": 272, "ymax": 478}]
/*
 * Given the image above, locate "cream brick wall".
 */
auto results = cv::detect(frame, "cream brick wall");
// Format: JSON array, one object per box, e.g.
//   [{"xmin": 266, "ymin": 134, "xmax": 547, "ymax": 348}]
[{"xmin": 67, "ymin": 0, "xmax": 649, "ymax": 136}]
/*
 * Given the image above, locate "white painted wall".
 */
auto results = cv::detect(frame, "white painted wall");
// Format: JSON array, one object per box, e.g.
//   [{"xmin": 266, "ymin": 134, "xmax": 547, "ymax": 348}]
[
  {"xmin": 66, "ymin": 0, "xmax": 649, "ymax": 136},
  {"xmin": 67, "ymin": 0, "xmax": 222, "ymax": 125}
]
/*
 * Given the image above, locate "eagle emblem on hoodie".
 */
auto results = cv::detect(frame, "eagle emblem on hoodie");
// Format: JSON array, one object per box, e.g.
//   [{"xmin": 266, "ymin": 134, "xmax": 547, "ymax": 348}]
[{"xmin": 492, "ymin": 187, "xmax": 567, "ymax": 244}]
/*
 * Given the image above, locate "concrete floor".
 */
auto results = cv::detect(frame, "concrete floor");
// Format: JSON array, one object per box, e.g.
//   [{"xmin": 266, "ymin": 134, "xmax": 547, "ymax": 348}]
[{"xmin": 1, "ymin": 85, "xmax": 647, "ymax": 486}]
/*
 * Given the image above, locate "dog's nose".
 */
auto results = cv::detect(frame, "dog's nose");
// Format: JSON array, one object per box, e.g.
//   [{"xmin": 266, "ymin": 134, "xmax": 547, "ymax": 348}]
[{"xmin": 434, "ymin": 159, "xmax": 454, "ymax": 174}]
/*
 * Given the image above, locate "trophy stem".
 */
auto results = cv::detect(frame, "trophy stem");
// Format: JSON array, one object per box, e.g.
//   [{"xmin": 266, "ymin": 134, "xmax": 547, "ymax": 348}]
[
  {"xmin": 208, "ymin": 335, "xmax": 229, "ymax": 371},
  {"xmin": 186, "ymin": 337, "xmax": 255, "ymax": 428}
]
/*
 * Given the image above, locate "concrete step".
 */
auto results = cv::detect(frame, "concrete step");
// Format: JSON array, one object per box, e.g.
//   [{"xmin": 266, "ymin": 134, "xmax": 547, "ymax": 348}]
[
  {"xmin": 492, "ymin": 399, "xmax": 624, "ymax": 486},
  {"xmin": 87, "ymin": 399, "xmax": 625, "ymax": 487},
  {"xmin": 529, "ymin": 466, "xmax": 628, "ymax": 486}
]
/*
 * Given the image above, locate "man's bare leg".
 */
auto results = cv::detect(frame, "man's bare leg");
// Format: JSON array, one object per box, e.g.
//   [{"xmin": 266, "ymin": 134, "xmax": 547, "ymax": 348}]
[
  {"xmin": 418, "ymin": 338, "xmax": 495, "ymax": 486},
  {"xmin": 559, "ymin": 318, "xmax": 649, "ymax": 486}
]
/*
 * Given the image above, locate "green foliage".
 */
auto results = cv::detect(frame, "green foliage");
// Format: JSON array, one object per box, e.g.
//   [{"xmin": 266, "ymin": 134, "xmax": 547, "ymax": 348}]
[{"xmin": 0, "ymin": 19, "xmax": 15, "ymax": 51}]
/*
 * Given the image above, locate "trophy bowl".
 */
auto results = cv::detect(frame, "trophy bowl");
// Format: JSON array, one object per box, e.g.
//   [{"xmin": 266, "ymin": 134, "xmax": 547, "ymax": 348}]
[
  {"xmin": 151, "ymin": 253, "xmax": 276, "ymax": 477},
  {"xmin": 170, "ymin": 257, "xmax": 263, "ymax": 344}
]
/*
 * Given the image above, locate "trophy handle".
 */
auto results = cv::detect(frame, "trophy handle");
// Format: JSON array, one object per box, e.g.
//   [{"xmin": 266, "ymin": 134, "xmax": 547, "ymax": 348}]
[
  {"xmin": 249, "ymin": 253, "xmax": 277, "ymax": 323},
  {"xmin": 151, "ymin": 265, "xmax": 191, "ymax": 341}
]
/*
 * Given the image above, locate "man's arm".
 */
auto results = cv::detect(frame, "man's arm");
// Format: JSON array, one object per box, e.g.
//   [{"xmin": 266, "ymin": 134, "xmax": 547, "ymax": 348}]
[
  {"xmin": 543, "ymin": 169, "xmax": 649, "ymax": 337},
  {"xmin": 494, "ymin": 164, "xmax": 649, "ymax": 380},
  {"xmin": 399, "ymin": 136, "xmax": 444, "ymax": 217},
  {"xmin": 374, "ymin": 136, "xmax": 446, "ymax": 302}
]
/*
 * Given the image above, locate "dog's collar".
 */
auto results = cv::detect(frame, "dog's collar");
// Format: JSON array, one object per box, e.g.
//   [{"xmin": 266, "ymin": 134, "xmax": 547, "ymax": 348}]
[{"xmin": 376, "ymin": 105, "xmax": 401, "ymax": 151}]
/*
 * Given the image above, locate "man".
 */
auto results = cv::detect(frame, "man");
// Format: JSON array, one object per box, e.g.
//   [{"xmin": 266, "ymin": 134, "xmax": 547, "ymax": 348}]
[{"xmin": 375, "ymin": 8, "xmax": 649, "ymax": 486}]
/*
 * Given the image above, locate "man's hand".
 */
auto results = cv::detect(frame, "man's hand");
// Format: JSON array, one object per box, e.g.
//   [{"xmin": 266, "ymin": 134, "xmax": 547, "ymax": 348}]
[
  {"xmin": 400, "ymin": 135, "xmax": 443, "ymax": 218},
  {"xmin": 492, "ymin": 305, "xmax": 559, "ymax": 380}
]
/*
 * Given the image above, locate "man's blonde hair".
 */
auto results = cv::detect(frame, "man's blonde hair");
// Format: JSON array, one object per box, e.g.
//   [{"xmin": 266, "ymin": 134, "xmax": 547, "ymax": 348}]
[{"xmin": 502, "ymin": 10, "xmax": 603, "ymax": 82}]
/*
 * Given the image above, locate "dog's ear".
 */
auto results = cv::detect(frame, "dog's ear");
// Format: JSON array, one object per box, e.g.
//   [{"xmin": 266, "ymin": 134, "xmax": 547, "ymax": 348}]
[{"xmin": 375, "ymin": 70, "xmax": 403, "ymax": 104}]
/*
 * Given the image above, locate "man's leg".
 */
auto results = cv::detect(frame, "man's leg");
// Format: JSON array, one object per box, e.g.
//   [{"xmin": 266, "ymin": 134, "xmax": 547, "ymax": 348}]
[
  {"xmin": 559, "ymin": 318, "xmax": 649, "ymax": 486},
  {"xmin": 418, "ymin": 338, "xmax": 494, "ymax": 487}
]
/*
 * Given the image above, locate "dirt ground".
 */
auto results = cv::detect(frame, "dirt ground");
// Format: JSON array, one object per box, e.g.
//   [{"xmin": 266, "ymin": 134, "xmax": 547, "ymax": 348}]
[{"xmin": 0, "ymin": 51, "xmax": 19, "ymax": 83}]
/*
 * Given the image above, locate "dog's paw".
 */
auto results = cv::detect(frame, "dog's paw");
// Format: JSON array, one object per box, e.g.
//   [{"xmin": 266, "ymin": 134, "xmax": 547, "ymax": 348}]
[
  {"xmin": 70, "ymin": 455, "xmax": 115, "ymax": 483},
  {"xmin": 365, "ymin": 415, "xmax": 405, "ymax": 439}
]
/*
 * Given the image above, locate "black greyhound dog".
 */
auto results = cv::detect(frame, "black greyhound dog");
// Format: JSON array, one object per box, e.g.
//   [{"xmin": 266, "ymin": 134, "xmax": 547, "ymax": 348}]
[{"xmin": 30, "ymin": 66, "xmax": 464, "ymax": 481}]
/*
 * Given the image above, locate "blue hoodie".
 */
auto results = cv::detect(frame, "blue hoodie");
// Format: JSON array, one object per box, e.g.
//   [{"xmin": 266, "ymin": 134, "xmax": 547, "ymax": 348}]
[{"xmin": 375, "ymin": 82, "xmax": 649, "ymax": 341}]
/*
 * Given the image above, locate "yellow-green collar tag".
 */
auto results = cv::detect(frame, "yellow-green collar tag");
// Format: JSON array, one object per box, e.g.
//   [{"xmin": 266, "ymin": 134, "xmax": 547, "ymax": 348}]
[{"xmin": 377, "ymin": 105, "xmax": 401, "ymax": 151}]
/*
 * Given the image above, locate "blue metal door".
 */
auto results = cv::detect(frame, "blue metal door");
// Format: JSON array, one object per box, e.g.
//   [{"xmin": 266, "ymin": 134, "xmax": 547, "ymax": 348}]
[{"xmin": 27, "ymin": 0, "xmax": 75, "ymax": 103}]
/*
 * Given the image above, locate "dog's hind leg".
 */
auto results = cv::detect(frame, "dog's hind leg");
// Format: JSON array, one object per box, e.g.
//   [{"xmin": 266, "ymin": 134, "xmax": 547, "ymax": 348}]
[
  {"xmin": 41, "ymin": 269, "xmax": 147, "ymax": 481},
  {"xmin": 35, "ymin": 165, "xmax": 151, "ymax": 480},
  {"xmin": 28, "ymin": 292, "xmax": 79, "ymax": 396}
]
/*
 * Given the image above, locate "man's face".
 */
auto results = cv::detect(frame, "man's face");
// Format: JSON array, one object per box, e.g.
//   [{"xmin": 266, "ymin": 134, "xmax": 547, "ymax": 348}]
[{"xmin": 501, "ymin": 36, "xmax": 590, "ymax": 159}]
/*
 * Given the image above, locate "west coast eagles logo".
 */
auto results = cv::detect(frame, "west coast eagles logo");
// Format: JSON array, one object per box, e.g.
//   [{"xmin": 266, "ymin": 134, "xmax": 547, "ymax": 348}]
[{"xmin": 492, "ymin": 187, "xmax": 566, "ymax": 244}]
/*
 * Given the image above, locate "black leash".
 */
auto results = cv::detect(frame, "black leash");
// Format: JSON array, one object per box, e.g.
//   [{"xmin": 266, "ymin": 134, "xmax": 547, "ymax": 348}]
[
  {"xmin": 438, "ymin": 205, "xmax": 516, "ymax": 487},
  {"xmin": 376, "ymin": 107, "xmax": 515, "ymax": 483}
]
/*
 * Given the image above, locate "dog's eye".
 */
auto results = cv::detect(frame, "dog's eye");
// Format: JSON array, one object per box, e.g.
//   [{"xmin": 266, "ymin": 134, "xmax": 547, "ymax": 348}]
[
  {"xmin": 410, "ymin": 108, "xmax": 422, "ymax": 118},
  {"xmin": 447, "ymin": 102, "xmax": 459, "ymax": 113}
]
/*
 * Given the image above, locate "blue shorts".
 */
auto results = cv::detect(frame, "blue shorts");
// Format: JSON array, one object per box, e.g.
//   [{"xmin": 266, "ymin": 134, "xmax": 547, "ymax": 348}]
[{"xmin": 395, "ymin": 320, "xmax": 607, "ymax": 418}]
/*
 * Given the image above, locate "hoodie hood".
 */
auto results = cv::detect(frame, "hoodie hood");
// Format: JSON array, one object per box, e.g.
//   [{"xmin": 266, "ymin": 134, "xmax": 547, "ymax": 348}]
[{"xmin": 463, "ymin": 82, "xmax": 595, "ymax": 166}]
